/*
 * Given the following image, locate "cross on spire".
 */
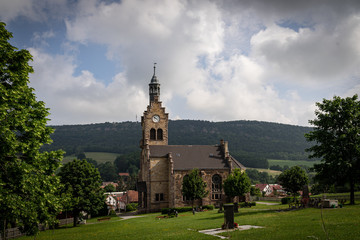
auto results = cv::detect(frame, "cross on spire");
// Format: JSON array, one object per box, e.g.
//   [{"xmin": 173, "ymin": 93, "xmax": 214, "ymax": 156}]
[{"xmin": 153, "ymin": 62, "xmax": 157, "ymax": 76}]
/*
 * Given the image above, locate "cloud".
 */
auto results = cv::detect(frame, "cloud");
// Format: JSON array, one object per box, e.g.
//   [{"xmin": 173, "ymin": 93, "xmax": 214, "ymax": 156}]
[{"xmin": 29, "ymin": 48, "xmax": 147, "ymax": 125}]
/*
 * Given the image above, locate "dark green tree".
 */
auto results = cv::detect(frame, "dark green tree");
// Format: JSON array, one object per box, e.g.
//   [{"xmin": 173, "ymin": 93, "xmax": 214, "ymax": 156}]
[
  {"xmin": 182, "ymin": 169, "xmax": 208, "ymax": 207},
  {"xmin": 305, "ymin": 95, "xmax": 360, "ymax": 204},
  {"xmin": 0, "ymin": 22, "xmax": 64, "ymax": 239},
  {"xmin": 277, "ymin": 166, "xmax": 308, "ymax": 201},
  {"xmin": 223, "ymin": 169, "xmax": 251, "ymax": 202},
  {"xmin": 250, "ymin": 185, "xmax": 261, "ymax": 197},
  {"xmin": 104, "ymin": 184, "xmax": 116, "ymax": 192},
  {"xmin": 58, "ymin": 159, "xmax": 105, "ymax": 227},
  {"xmin": 97, "ymin": 161, "xmax": 118, "ymax": 182}
]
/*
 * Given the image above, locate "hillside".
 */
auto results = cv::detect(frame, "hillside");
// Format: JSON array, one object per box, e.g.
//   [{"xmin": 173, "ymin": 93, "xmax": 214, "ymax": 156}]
[{"xmin": 41, "ymin": 120, "xmax": 314, "ymax": 168}]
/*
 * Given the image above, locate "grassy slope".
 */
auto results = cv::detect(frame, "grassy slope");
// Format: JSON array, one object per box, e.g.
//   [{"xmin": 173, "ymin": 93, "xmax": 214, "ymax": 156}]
[
  {"xmin": 19, "ymin": 204, "xmax": 360, "ymax": 240},
  {"xmin": 247, "ymin": 168, "xmax": 282, "ymax": 177}
]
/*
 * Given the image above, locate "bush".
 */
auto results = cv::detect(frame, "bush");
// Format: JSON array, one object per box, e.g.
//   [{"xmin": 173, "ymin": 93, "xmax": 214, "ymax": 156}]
[
  {"xmin": 202, "ymin": 205, "xmax": 214, "ymax": 210},
  {"xmin": 161, "ymin": 207, "xmax": 193, "ymax": 215},
  {"xmin": 126, "ymin": 203, "xmax": 138, "ymax": 212},
  {"xmin": 281, "ymin": 197, "xmax": 293, "ymax": 205},
  {"xmin": 239, "ymin": 202, "xmax": 256, "ymax": 208}
]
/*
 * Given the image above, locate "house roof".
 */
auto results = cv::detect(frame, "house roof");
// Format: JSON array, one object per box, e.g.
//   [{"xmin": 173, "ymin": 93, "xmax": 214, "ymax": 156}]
[
  {"xmin": 127, "ymin": 190, "xmax": 138, "ymax": 202},
  {"xmin": 255, "ymin": 184, "xmax": 269, "ymax": 191},
  {"xmin": 149, "ymin": 145, "xmax": 244, "ymax": 170}
]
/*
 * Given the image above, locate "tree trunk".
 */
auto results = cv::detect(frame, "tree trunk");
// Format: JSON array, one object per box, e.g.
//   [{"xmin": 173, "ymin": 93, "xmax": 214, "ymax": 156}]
[{"xmin": 2, "ymin": 219, "xmax": 7, "ymax": 240}]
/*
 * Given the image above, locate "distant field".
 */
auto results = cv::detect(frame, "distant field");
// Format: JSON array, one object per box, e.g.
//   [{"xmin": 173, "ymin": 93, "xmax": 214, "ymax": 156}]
[
  {"xmin": 268, "ymin": 159, "xmax": 320, "ymax": 168},
  {"xmin": 247, "ymin": 168, "xmax": 282, "ymax": 177},
  {"xmin": 62, "ymin": 152, "xmax": 120, "ymax": 164}
]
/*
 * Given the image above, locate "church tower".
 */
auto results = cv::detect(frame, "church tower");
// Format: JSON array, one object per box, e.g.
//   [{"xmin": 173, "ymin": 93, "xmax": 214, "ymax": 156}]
[{"xmin": 141, "ymin": 63, "xmax": 168, "ymax": 146}]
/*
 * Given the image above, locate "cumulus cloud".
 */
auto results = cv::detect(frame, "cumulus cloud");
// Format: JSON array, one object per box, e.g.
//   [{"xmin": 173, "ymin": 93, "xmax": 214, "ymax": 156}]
[{"xmin": 29, "ymin": 48, "xmax": 147, "ymax": 125}]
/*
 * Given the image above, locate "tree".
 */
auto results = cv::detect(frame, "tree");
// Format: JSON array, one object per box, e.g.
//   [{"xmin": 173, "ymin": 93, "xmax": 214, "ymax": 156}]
[
  {"xmin": 0, "ymin": 22, "xmax": 64, "ymax": 239},
  {"xmin": 97, "ymin": 161, "xmax": 118, "ymax": 182},
  {"xmin": 277, "ymin": 166, "xmax": 308, "ymax": 201},
  {"xmin": 250, "ymin": 185, "xmax": 261, "ymax": 197},
  {"xmin": 58, "ymin": 159, "xmax": 105, "ymax": 227},
  {"xmin": 223, "ymin": 169, "xmax": 251, "ymax": 202},
  {"xmin": 305, "ymin": 95, "xmax": 360, "ymax": 205},
  {"xmin": 182, "ymin": 169, "xmax": 208, "ymax": 207},
  {"xmin": 104, "ymin": 184, "xmax": 116, "ymax": 192}
]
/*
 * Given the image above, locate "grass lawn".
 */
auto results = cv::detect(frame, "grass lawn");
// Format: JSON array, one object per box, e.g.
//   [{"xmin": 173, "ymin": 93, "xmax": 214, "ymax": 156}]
[
  {"xmin": 62, "ymin": 152, "xmax": 120, "ymax": 164},
  {"xmin": 19, "ymin": 204, "xmax": 360, "ymax": 240}
]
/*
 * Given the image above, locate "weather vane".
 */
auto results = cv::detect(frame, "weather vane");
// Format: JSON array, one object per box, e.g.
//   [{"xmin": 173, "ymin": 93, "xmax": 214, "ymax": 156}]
[{"xmin": 153, "ymin": 62, "xmax": 157, "ymax": 75}]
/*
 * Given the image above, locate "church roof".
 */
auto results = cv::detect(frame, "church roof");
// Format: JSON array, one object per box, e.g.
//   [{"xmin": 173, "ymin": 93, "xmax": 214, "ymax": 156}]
[{"xmin": 149, "ymin": 145, "xmax": 245, "ymax": 170}]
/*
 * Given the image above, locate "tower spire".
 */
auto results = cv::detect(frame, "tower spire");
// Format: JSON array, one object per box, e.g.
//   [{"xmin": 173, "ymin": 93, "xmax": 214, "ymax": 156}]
[{"xmin": 149, "ymin": 63, "xmax": 160, "ymax": 103}]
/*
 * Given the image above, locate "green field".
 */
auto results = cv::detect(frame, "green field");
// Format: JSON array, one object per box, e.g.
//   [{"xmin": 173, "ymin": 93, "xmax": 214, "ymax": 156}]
[
  {"xmin": 19, "ymin": 204, "xmax": 360, "ymax": 240},
  {"xmin": 268, "ymin": 159, "xmax": 321, "ymax": 168},
  {"xmin": 247, "ymin": 168, "xmax": 282, "ymax": 177},
  {"xmin": 63, "ymin": 152, "xmax": 120, "ymax": 164}
]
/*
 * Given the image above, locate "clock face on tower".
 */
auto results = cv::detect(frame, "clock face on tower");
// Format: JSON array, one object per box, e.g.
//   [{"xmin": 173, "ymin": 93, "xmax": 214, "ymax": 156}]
[{"xmin": 152, "ymin": 115, "xmax": 160, "ymax": 122}]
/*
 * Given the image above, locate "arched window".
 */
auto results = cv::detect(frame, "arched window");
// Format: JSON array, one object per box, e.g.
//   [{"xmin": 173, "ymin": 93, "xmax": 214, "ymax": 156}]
[
  {"xmin": 150, "ymin": 128, "xmax": 156, "ymax": 140},
  {"xmin": 212, "ymin": 174, "xmax": 222, "ymax": 200},
  {"xmin": 157, "ymin": 129, "xmax": 163, "ymax": 140}
]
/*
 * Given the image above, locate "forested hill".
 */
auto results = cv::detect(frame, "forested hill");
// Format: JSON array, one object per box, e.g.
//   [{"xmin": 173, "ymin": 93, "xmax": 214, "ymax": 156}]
[{"xmin": 42, "ymin": 120, "xmax": 314, "ymax": 168}]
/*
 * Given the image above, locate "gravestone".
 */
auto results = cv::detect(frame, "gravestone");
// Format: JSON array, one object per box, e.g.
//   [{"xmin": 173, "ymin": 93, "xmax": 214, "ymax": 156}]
[
  {"xmin": 224, "ymin": 204, "xmax": 234, "ymax": 229},
  {"xmin": 234, "ymin": 202, "xmax": 238, "ymax": 213}
]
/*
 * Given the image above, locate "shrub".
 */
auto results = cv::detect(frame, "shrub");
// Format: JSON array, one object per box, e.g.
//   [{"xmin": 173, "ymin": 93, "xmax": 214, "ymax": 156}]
[
  {"xmin": 202, "ymin": 205, "xmax": 214, "ymax": 210},
  {"xmin": 161, "ymin": 207, "xmax": 194, "ymax": 215},
  {"xmin": 239, "ymin": 202, "xmax": 256, "ymax": 208},
  {"xmin": 281, "ymin": 197, "xmax": 293, "ymax": 205},
  {"xmin": 126, "ymin": 203, "xmax": 138, "ymax": 212}
]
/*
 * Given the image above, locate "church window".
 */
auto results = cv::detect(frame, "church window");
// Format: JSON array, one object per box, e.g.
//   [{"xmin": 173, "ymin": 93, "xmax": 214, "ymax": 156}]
[
  {"xmin": 157, "ymin": 129, "xmax": 163, "ymax": 140},
  {"xmin": 212, "ymin": 174, "xmax": 222, "ymax": 200},
  {"xmin": 150, "ymin": 128, "xmax": 156, "ymax": 140},
  {"xmin": 155, "ymin": 193, "xmax": 164, "ymax": 201}
]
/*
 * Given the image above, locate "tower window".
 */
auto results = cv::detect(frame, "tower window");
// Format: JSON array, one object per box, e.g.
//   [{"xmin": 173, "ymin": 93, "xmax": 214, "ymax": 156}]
[
  {"xmin": 150, "ymin": 128, "xmax": 156, "ymax": 140},
  {"xmin": 157, "ymin": 129, "xmax": 163, "ymax": 140}
]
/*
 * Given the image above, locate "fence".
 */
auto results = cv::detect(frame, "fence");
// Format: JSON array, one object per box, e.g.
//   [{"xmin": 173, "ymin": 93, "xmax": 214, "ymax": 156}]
[{"xmin": 0, "ymin": 218, "xmax": 73, "ymax": 240}]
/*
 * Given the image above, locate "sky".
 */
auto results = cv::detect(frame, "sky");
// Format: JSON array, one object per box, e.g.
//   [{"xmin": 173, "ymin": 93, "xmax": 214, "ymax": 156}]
[{"xmin": 1, "ymin": 0, "xmax": 360, "ymax": 126}]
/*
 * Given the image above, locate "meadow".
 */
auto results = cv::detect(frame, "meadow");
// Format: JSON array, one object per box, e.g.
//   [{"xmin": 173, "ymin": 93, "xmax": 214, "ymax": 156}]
[{"xmin": 19, "ymin": 203, "xmax": 360, "ymax": 240}]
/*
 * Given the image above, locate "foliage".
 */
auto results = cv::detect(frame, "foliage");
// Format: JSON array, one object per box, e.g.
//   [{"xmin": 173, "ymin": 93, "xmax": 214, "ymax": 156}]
[
  {"xmin": 223, "ymin": 169, "xmax": 251, "ymax": 202},
  {"xmin": 126, "ymin": 203, "xmax": 138, "ymax": 212},
  {"xmin": 281, "ymin": 197, "xmax": 294, "ymax": 205},
  {"xmin": 104, "ymin": 184, "xmax": 116, "ymax": 192},
  {"xmin": 250, "ymin": 185, "xmax": 261, "ymax": 197},
  {"xmin": 97, "ymin": 161, "xmax": 118, "ymax": 182},
  {"xmin": 161, "ymin": 207, "xmax": 193, "ymax": 215},
  {"xmin": 305, "ymin": 95, "xmax": 360, "ymax": 205},
  {"xmin": 58, "ymin": 159, "xmax": 105, "ymax": 227},
  {"xmin": 0, "ymin": 22, "xmax": 64, "ymax": 239},
  {"xmin": 181, "ymin": 169, "xmax": 208, "ymax": 206},
  {"xmin": 42, "ymin": 120, "xmax": 314, "ymax": 166},
  {"xmin": 114, "ymin": 151, "xmax": 140, "ymax": 175},
  {"xmin": 277, "ymin": 166, "xmax": 308, "ymax": 200},
  {"xmin": 239, "ymin": 202, "xmax": 256, "ymax": 208}
]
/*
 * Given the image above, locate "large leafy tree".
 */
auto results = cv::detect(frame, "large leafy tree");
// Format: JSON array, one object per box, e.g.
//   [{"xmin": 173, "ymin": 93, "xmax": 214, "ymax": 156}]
[
  {"xmin": 223, "ymin": 169, "xmax": 251, "ymax": 202},
  {"xmin": 0, "ymin": 22, "xmax": 64, "ymax": 239},
  {"xmin": 58, "ymin": 159, "xmax": 105, "ymax": 227},
  {"xmin": 305, "ymin": 95, "xmax": 360, "ymax": 204},
  {"xmin": 278, "ymin": 166, "xmax": 309, "ymax": 201},
  {"xmin": 182, "ymin": 169, "xmax": 208, "ymax": 207}
]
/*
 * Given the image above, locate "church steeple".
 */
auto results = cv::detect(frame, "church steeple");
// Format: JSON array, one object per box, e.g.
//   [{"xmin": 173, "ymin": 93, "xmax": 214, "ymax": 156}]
[{"xmin": 149, "ymin": 63, "xmax": 160, "ymax": 104}]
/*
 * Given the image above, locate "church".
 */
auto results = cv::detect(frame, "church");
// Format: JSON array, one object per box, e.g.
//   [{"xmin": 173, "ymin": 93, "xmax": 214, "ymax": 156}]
[{"xmin": 137, "ymin": 65, "xmax": 245, "ymax": 213}]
